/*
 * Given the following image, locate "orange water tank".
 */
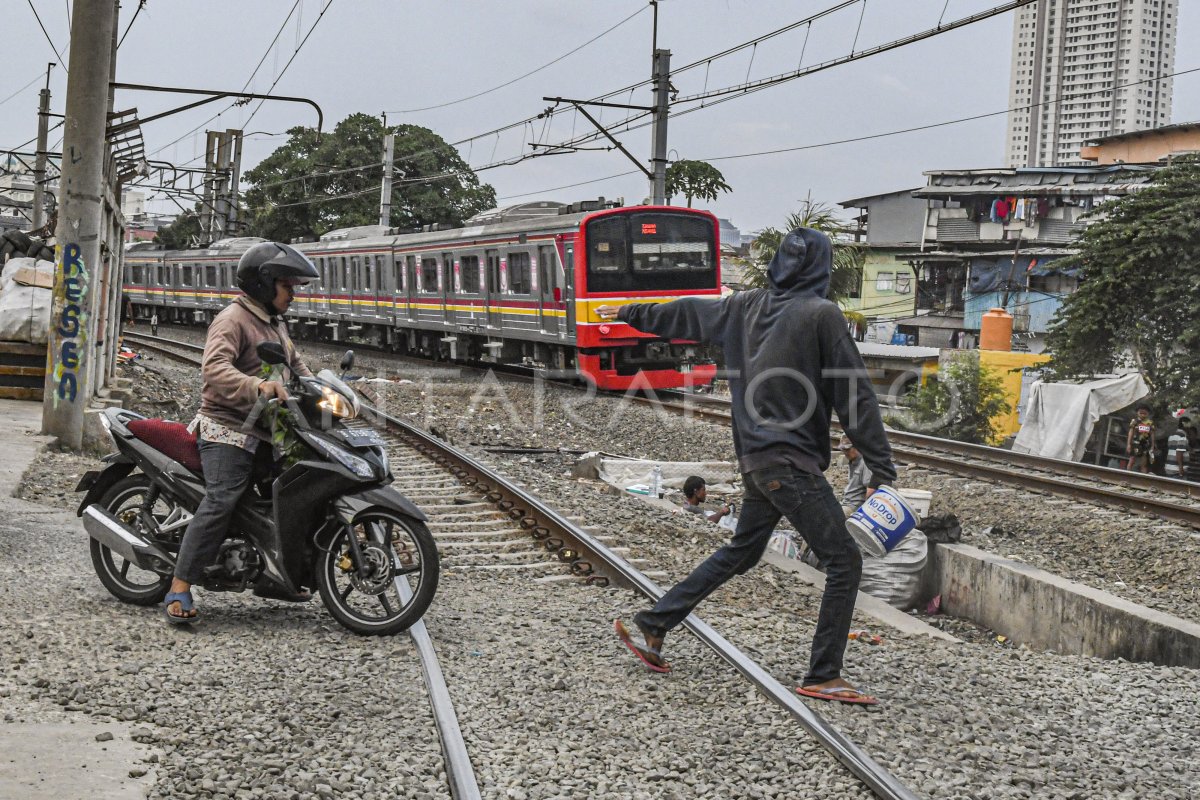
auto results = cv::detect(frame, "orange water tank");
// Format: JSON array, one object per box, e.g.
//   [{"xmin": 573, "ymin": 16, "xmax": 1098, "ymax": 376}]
[{"xmin": 980, "ymin": 307, "xmax": 1013, "ymax": 351}]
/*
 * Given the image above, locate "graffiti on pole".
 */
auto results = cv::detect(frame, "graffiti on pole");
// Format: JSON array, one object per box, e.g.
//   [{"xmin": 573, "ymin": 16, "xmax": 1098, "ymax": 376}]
[{"xmin": 50, "ymin": 242, "xmax": 88, "ymax": 403}]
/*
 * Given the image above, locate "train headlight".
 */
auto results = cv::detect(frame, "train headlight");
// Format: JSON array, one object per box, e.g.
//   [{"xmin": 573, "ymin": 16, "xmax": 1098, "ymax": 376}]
[{"xmin": 318, "ymin": 385, "xmax": 358, "ymax": 419}]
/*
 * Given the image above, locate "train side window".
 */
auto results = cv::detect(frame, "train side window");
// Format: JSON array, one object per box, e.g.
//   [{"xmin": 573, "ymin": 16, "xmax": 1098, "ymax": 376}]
[
  {"xmin": 508, "ymin": 252, "xmax": 532, "ymax": 294},
  {"xmin": 205, "ymin": 265, "xmax": 216, "ymax": 287},
  {"xmin": 363, "ymin": 255, "xmax": 373, "ymax": 291},
  {"xmin": 338, "ymin": 257, "xmax": 348, "ymax": 290},
  {"xmin": 421, "ymin": 258, "xmax": 439, "ymax": 293},
  {"xmin": 349, "ymin": 256, "xmax": 360, "ymax": 292},
  {"xmin": 460, "ymin": 255, "xmax": 481, "ymax": 294}
]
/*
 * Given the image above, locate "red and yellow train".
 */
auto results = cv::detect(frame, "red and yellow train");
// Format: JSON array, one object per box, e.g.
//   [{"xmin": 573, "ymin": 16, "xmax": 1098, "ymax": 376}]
[{"xmin": 124, "ymin": 200, "xmax": 721, "ymax": 390}]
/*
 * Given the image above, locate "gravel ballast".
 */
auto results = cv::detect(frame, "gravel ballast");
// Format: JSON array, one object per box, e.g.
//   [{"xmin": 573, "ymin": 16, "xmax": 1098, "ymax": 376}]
[{"xmin": 10, "ymin": 323, "xmax": 1197, "ymax": 798}]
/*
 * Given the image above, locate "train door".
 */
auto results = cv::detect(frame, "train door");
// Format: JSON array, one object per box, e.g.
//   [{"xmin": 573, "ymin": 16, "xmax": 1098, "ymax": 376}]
[
  {"xmin": 537, "ymin": 244, "xmax": 559, "ymax": 335},
  {"xmin": 441, "ymin": 253, "xmax": 454, "ymax": 326},
  {"xmin": 361, "ymin": 254, "xmax": 379, "ymax": 320},
  {"xmin": 404, "ymin": 255, "xmax": 417, "ymax": 322},
  {"xmin": 562, "ymin": 239, "xmax": 576, "ymax": 331},
  {"xmin": 485, "ymin": 249, "xmax": 502, "ymax": 327}
]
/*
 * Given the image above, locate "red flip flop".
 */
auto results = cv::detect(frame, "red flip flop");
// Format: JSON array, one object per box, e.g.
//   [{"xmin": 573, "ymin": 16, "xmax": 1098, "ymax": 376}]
[
  {"xmin": 795, "ymin": 686, "xmax": 879, "ymax": 706},
  {"xmin": 614, "ymin": 619, "xmax": 671, "ymax": 673}
]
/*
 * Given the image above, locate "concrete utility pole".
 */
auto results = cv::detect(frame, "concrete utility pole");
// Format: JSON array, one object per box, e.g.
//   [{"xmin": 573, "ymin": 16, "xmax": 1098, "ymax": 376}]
[
  {"xmin": 200, "ymin": 131, "xmax": 218, "ymax": 240},
  {"xmin": 649, "ymin": 48, "xmax": 671, "ymax": 205},
  {"xmin": 227, "ymin": 129, "xmax": 244, "ymax": 235},
  {"xmin": 379, "ymin": 133, "xmax": 395, "ymax": 227},
  {"xmin": 31, "ymin": 63, "xmax": 54, "ymax": 230},
  {"xmin": 43, "ymin": 0, "xmax": 118, "ymax": 450}
]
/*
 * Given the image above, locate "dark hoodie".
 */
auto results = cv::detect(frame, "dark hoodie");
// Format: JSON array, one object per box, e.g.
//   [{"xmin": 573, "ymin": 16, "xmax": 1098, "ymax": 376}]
[{"xmin": 617, "ymin": 227, "xmax": 895, "ymax": 487}]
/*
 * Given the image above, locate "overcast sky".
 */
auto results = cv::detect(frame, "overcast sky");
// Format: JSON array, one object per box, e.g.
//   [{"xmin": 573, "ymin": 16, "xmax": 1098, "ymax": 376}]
[{"xmin": 5, "ymin": 0, "xmax": 1198, "ymax": 233}]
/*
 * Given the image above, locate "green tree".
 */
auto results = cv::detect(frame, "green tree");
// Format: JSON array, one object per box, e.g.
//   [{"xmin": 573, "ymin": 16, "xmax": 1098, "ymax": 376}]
[
  {"xmin": 242, "ymin": 113, "xmax": 496, "ymax": 241},
  {"xmin": 891, "ymin": 354, "xmax": 1011, "ymax": 444},
  {"xmin": 733, "ymin": 198, "xmax": 864, "ymax": 305},
  {"xmin": 153, "ymin": 206, "xmax": 203, "ymax": 249},
  {"xmin": 665, "ymin": 160, "xmax": 732, "ymax": 208},
  {"xmin": 1045, "ymin": 155, "xmax": 1200, "ymax": 411}
]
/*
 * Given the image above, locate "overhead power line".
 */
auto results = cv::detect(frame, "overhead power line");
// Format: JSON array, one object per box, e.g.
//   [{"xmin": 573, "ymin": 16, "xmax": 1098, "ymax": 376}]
[
  {"xmin": 388, "ymin": 3, "xmax": 649, "ymax": 114},
  {"xmin": 149, "ymin": 0, "xmax": 305, "ymax": 157},
  {"xmin": 492, "ymin": 64, "xmax": 1198, "ymax": 205},
  {"xmin": 694, "ymin": 65, "xmax": 1200, "ymax": 163},
  {"xmin": 26, "ymin": 0, "xmax": 67, "ymax": 70},
  {"xmin": 0, "ymin": 72, "xmax": 44, "ymax": 110},
  {"xmin": 242, "ymin": 0, "xmax": 337, "ymax": 128},
  {"xmin": 117, "ymin": 0, "xmax": 147, "ymax": 50}
]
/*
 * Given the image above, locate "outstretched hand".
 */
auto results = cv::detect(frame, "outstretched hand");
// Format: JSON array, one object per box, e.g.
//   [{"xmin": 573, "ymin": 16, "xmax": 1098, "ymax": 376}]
[{"xmin": 596, "ymin": 305, "xmax": 621, "ymax": 321}]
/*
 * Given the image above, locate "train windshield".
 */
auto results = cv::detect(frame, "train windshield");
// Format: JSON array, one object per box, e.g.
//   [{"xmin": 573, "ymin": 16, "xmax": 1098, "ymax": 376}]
[{"xmin": 584, "ymin": 211, "xmax": 717, "ymax": 293}]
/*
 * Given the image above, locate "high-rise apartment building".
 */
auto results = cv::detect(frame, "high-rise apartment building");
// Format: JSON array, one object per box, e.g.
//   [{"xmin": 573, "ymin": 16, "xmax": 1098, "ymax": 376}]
[{"xmin": 1005, "ymin": 0, "xmax": 1177, "ymax": 167}]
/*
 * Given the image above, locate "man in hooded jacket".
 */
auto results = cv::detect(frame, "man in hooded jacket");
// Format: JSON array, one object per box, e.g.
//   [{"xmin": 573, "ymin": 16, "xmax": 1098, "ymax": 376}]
[{"xmin": 599, "ymin": 227, "xmax": 896, "ymax": 705}]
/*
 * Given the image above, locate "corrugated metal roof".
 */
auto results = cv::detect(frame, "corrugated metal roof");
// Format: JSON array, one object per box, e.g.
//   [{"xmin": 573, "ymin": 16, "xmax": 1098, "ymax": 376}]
[{"xmin": 856, "ymin": 342, "xmax": 941, "ymax": 359}]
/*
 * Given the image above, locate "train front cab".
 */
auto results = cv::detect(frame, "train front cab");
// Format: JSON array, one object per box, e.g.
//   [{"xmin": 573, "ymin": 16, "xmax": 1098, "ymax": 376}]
[{"xmin": 573, "ymin": 206, "xmax": 720, "ymax": 391}]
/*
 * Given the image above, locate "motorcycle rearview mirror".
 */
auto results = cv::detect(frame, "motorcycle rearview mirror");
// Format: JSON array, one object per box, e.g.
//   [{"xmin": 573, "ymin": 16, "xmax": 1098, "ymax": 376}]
[
  {"xmin": 340, "ymin": 349, "xmax": 354, "ymax": 374},
  {"xmin": 257, "ymin": 341, "xmax": 288, "ymax": 366}
]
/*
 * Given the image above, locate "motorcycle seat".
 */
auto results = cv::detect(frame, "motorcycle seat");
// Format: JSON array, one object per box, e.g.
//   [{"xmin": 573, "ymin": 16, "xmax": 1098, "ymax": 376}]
[{"xmin": 126, "ymin": 418, "xmax": 203, "ymax": 474}]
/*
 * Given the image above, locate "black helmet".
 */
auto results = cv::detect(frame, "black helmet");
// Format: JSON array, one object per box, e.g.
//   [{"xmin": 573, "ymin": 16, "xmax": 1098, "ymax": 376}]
[{"xmin": 236, "ymin": 242, "xmax": 318, "ymax": 313}]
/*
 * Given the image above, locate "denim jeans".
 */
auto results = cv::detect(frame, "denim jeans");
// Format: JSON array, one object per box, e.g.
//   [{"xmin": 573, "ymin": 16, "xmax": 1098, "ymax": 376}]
[
  {"xmin": 635, "ymin": 465, "xmax": 863, "ymax": 685},
  {"xmin": 173, "ymin": 438, "xmax": 265, "ymax": 584}
]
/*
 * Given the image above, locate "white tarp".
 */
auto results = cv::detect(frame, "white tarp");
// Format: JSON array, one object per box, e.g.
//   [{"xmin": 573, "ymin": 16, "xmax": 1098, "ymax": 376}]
[
  {"xmin": 0, "ymin": 257, "xmax": 53, "ymax": 343},
  {"xmin": 574, "ymin": 454, "xmax": 739, "ymax": 496},
  {"xmin": 1012, "ymin": 374, "xmax": 1149, "ymax": 462}
]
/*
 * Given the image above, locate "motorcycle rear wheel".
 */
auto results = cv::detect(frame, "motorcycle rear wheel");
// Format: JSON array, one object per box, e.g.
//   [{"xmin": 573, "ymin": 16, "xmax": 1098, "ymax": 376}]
[
  {"xmin": 316, "ymin": 509, "xmax": 439, "ymax": 636},
  {"xmin": 89, "ymin": 475, "xmax": 176, "ymax": 605}
]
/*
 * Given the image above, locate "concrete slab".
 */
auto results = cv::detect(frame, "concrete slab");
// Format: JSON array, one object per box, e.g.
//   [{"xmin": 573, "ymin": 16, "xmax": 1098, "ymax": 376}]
[
  {"xmin": 0, "ymin": 398, "xmax": 53, "ymax": 499},
  {"xmin": 0, "ymin": 718, "xmax": 158, "ymax": 799},
  {"xmin": 761, "ymin": 551, "xmax": 961, "ymax": 642},
  {"xmin": 929, "ymin": 543, "xmax": 1200, "ymax": 667}
]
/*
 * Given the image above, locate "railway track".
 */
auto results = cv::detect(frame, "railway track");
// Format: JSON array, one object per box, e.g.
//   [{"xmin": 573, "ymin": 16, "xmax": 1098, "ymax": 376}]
[
  {"xmin": 123, "ymin": 331, "xmax": 205, "ymax": 366},
  {"xmin": 650, "ymin": 390, "xmax": 1200, "ymax": 529},
  {"xmin": 120, "ymin": 331, "xmax": 921, "ymax": 799}
]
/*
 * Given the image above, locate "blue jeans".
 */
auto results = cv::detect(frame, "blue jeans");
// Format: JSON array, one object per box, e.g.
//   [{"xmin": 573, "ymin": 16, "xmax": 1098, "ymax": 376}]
[
  {"xmin": 635, "ymin": 466, "xmax": 863, "ymax": 685},
  {"xmin": 173, "ymin": 438, "xmax": 265, "ymax": 585}
]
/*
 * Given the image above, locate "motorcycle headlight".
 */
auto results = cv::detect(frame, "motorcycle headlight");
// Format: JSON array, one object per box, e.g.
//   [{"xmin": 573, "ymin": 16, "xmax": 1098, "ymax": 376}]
[
  {"xmin": 310, "ymin": 436, "xmax": 374, "ymax": 479},
  {"xmin": 318, "ymin": 385, "xmax": 357, "ymax": 419}
]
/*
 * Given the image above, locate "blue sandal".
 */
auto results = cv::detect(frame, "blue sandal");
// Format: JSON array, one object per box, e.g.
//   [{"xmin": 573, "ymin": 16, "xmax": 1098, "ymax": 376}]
[{"xmin": 163, "ymin": 591, "xmax": 198, "ymax": 625}]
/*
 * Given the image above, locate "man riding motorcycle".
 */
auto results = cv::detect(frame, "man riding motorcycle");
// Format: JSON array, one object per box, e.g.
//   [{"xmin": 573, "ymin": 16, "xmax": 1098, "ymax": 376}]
[{"xmin": 164, "ymin": 242, "xmax": 318, "ymax": 623}]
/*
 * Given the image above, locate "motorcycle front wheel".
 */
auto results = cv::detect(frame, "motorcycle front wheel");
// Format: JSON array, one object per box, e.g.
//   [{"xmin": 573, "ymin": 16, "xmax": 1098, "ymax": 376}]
[
  {"xmin": 90, "ymin": 475, "xmax": 177, "ymax": 605},
  {"xmin": 316, "ymin": 509, "xmax": 439, "ymax": 636}
]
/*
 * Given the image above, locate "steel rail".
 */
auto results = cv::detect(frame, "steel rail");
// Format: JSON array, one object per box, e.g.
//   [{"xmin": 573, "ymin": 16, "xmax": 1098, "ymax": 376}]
[
  {"xmin": 121, "ymin": 332, "xmax": 204, "ymax": 366},
  {"xmin": 394, "ymin": 579, "xmax": 483, "ymax": 800},
  {"xmin": 652, "ymin": 392, "xmax": 1200, "ymax": 524},
  {"xmin": 886, "ymin": 428, "xmax": 1200, "ymax": 500},
  {"xmin": 364, "ymin": 403, "xmax": 921, "ymax": 800}
]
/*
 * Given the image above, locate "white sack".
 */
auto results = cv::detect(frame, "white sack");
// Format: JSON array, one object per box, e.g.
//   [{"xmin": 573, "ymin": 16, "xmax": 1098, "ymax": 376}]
[
  {"xmin": 858, "ymin": 529, "xmax": 928, "ymax": 610},
  {"xmin": 596, "ymin": 459, "xmax": 739, "ymax": 495},
  {"xmin": 0, "ymin": 257, "xmax": 54, "ymax": 343}
]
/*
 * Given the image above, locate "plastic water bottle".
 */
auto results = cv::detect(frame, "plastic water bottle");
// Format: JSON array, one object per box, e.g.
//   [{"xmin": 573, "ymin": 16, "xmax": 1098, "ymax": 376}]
[{"xmin": 652, "ymin": 466, "xmax": 662, "ymax": 499}]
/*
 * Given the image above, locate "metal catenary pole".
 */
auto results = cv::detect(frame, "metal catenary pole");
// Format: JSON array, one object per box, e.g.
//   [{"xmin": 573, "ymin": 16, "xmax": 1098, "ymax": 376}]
[
  {"xmin": 31, "ymin": 63, "xmax": 54, "ymax": 230},
  {"xmin": 649, "ymin": 48, "xmax": 671, "ymax": 205},
  {"xmin": 43, "ymin": 0, "xmax": 119, "ymax": 449},
  {"xmin": 379, "ymin": 132, "xmax": 395, "ymax": 227}
]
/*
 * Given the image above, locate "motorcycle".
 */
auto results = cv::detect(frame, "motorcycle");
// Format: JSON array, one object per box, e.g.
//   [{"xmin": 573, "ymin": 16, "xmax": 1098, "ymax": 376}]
[{"xmin": 76, "ymin": 343, "xmax": 439, "ymax": 635}]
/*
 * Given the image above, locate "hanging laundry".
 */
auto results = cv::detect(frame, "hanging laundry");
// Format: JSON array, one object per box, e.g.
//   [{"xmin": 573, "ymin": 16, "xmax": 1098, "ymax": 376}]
[
  {"xmin": 1014, "ymin": 199, "xmax": 1026, "ymax": 221},
  {"xmin": 992, "ymin": 198, "xmax": 1009, "ymax": 222},
  {"xmin": 1036, "ymin": 198, "xmax": 1050, "ymax": 218}
]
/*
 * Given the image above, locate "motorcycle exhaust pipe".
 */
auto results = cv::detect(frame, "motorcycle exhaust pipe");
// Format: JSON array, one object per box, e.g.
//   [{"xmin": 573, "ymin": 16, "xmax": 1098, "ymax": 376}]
[{"xmin": 82, "ymin": 505, "xmax": 175, "ymax": 573}]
